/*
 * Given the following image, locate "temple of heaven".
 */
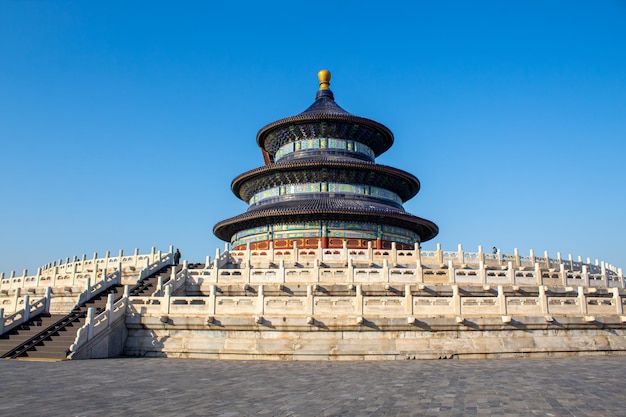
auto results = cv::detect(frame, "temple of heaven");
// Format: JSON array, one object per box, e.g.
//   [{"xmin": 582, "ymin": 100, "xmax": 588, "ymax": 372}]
[{"xmin": 213, "ymin": 70, "xmax": 438, "ymax": 251}]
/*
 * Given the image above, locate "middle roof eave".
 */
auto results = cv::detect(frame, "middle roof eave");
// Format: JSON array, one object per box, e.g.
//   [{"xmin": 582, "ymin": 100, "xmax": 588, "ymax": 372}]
[{"xmin": 231, "ymin": 160, "xmax": 421, "ymax": 203}]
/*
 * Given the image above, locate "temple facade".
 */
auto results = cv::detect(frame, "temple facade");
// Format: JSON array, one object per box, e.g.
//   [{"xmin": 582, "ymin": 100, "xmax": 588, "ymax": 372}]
[{"xmin": 214, "ymin": 70, "xmax": 438, "ymax": 251}]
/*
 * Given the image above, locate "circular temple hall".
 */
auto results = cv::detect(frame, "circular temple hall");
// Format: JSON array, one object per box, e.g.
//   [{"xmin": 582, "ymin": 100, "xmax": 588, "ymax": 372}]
[
  {"xmin": 2, "ymin": 70, "xmax": 625, "ymax": 362},
  {"xmin": 214, "ymin": 70, "xmax": 438, "ymax": 251}
]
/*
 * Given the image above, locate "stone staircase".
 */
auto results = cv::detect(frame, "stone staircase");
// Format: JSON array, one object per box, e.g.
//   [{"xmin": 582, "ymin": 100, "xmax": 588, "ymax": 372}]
[{"xmin": 0, "ymin": 264, "xmax": 177, "ymax": 359}]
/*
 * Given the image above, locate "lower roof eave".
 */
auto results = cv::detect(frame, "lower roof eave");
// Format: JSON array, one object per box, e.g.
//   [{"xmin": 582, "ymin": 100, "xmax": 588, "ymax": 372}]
[{"xmin": 213, "ymin": 210, "xmax": 438, "ymax": 243}]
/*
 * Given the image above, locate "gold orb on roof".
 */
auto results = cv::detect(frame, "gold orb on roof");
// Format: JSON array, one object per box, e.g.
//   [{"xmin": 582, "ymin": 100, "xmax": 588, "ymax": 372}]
[{"xmin": 318, "ymin": 69, "xmax": 331, "ymax": 90}]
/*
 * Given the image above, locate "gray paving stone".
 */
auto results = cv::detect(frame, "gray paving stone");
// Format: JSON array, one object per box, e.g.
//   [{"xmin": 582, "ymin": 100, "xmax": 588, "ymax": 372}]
[{"xmin": 0, "ymin": 356, "xmax": 626, "ymax": 416}]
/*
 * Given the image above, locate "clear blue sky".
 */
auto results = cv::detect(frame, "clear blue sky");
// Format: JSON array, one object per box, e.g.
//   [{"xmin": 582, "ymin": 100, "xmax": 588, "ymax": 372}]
[{"xmin": 1, "ymin": 1, "xmax": 625, "ymax": 275}]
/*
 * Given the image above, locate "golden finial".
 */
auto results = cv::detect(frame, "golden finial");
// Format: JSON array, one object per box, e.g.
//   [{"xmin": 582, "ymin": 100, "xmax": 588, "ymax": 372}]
[{"xmin": 318, "ymin": 69, "xmax": 331, "ymax": 90}]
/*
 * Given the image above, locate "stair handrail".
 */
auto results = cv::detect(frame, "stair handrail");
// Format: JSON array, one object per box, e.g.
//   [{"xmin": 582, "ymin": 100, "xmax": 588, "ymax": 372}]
[
  {"xmin": 73, "ymin": 269, "xmax": 121, "ymax": 309},
  {"xmin": 68, "ymin": 292, "xmax": 129, "ymax": 359},
  {"xmin": 69, "ymin": 258, "xmax": 176, "ymax": 358},
  {"xmin": 0, "ymin": 288, "xmax": 51, "ymax": 336},
  {"xmin": 157, "ymin": 263, "xmax": 188, "ymax": 296},
  {"xmin": 138, "ymin": 251, "xmax": 174, "ymax": 282}
]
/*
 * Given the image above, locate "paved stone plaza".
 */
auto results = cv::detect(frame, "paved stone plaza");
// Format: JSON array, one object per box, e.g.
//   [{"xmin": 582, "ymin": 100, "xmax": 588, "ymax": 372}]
[{"xmin": 1, "ymin": 356, "xmax": 625, "ymax": 416}]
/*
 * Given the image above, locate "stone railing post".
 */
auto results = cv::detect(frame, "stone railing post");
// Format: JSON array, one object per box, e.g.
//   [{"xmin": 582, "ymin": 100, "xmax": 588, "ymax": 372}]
[
  {"xmin": 582, "ymin": 265, "xmax": 590, "ymax": 287},
  {"xmin": 452, "ymin": 284, "xmax": 461, "ymax": 316},
  {"xmin": 35, "ymin": 268, "xmax": 42, "ymax": 287},
  {"xmin": 507, "ymin": 261, "xmax": 514, "ymax": 284},
  {"xmin": 133, "ymin": 248, "xmax": 140, "ymax": 266},
  {"xmin": 601, "ymin": 262, "xmax": 609, "ymax": 287},
  {"xmin": 23, "ymin": 295, "xmax": 30, "ymax": 321},
  {"xmin": 355, "ymin": 284, "xmax": 363, "ymax": 316},
  {"xmin": 448, "ymin": 260, "xmax": 455, "ymax": 284},
  {"xmin": 307, "ymin": 285, "xmax": 314, "ymax": 315},
  {"xmin": 13, "ymin": 288, "xmax": 20, "ymax": 312},
  {"xmin": 139, "ymin": 257, "xmax": 148, "ymax": 280},
  {"xmin": 277, "ymin": 260, "xmax": 285, "ymax": 284},
  {"xmin": 415, "ymin": 246, "xmax": 423, "ymax": 283},
  {"xmin": 513, "ymin": 248, "xmax": 520, "ymax": 268},
  {"xmin": 578, "ymin": 287, "xmax": 587, "ymax": 314},
  {"xmin": 87, "ymin": 307, "xmax": 95, "ymax": 339},
  {"xmin": 415, "ymin": 262, "xmax": 424, "ymax": 284},
  {"xmin": 240, "ymin": 261, "xmax": 250, "ymax": 283},
  {"xmin": 313, "ymin": 259, "xmax": 320, "ymax": 283},
  {"xmin": 71, "ymin": 263, "xmax": 78, "ymax": 286},
  {"xmin": 214, "ymin": 248, "xmax": 220, "ymax": 269},
  {"xmin": 347, "ymin": 258, "xmax": 354, "ymax": 284},
  {"xmin": 538, "ymin": 286, "xmax": 548, "ymax": 314},
  {"xmin": 498, "ymin": 285, "xmax": 506, "ymax": 315},
  {"xmin": 162, "ymin": 285, "xmax": 171, "ymax": 315},
  {"xmin": 612, "ymin": 288, "xmax": 623, "ymax": 315},
  {"xmin": 209, "ymin": 285, "xmax": 217, "ymax": 315},
  {"xmin": 457, "ymin": 244, "xmax": 464, "ymax": 266},
  {"xmin": 91, "ymin": 262, "xmax": 98, "ymax": 286},
  {"xmin": 382, "ymin": 259, "xmax": 389, "ymax": 283},
  {"xmin": 257, "ymin": 285, "xmax": 264, "ymax": 315},
  {"xmin": 479, "ymin": 260, "xmax": 486, "ymax": 285},
  {"xmin": 534, "ymin": 262, "xmax": 542, "ymax": 286},
  {"xmin": 52, "ymin": 267, "xmax": 58, "ymax": 287},
  {"xmin": 170, "ymin": 266, "xmax": 176, "ymax": 284},
  {"xmin": 560, "ymin": 263, "xmax": 567, "ymax": 286},
  {"xmin": 45, "ymin": 287, "xmax": 52, "ymax": 312},
  {"xmin": 405, "ymin": 284, "xmax": 413, "ymax": 315},
  {"xmin": 436, "ymin": 243, "xmax": 443, "ymax": 265},
  {"xmin": 107, "ymin": 293, "xmax": 114, "ymax": 321},
  {"xmin": 478, "ymin": 245, "xmax": 485, "ymax": 264}
]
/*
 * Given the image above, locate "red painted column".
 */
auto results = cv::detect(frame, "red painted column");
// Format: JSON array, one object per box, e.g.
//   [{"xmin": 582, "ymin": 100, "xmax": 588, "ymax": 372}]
[{"xmin": 321, "ymin": 223, "xmax": 328, "ymax": 249}]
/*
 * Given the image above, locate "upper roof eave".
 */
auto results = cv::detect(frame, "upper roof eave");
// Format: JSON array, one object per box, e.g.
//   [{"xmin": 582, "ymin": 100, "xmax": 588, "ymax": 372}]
[{"xmin": 255, "ymin": 113, "xmax": 394, "ymax": 156}]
